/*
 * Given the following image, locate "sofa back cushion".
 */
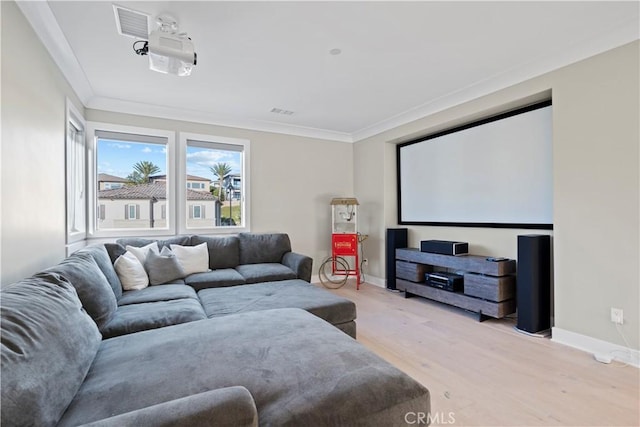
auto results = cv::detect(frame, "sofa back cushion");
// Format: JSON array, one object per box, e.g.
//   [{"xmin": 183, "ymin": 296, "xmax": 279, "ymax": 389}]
[
  {"xmin": 46, "ymin": 253, "xmax": 118, "ymax": 331},
  {"xmin": 117, "ymin": 235, "xmax": 192, "ymax": 250},
  {"xmin": 74, "ymin": 244, "xmax": 123, "ymax": 299},
  {"xmin": 238, "ymin": 233, "xmax": 291, "ymax": 265},
  {"xmin": 1, "ymin": 273, "xmax": 101, "ymax": 427},
  {"xmin": 191, "ymin": 235, "xmax": 240, "ymax": 269}
]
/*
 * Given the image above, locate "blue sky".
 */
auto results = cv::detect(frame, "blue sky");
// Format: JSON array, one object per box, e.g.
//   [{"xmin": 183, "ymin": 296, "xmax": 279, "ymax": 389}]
[{"xmin": 97, "ymin": 139, "xmax": 241, "ymax": 181}]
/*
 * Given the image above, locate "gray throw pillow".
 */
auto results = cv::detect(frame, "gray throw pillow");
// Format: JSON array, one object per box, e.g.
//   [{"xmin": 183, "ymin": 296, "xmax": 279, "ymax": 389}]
[
  {"xmin": 1, "ymin": 273, "xmax": 101, "ymax": 426},
  {"xmin": 45, "ymin": 253, "xmax": 118, "ymax": 331},
  {"xmin": 144, "ymin": 246, "xmax": 186, "ymax": 285}
]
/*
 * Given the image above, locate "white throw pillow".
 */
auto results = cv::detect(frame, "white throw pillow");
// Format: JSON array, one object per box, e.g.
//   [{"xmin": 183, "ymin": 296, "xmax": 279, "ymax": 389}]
[
  {"xmin": 114, "ymin": 251, "xmax": 149, "ymax": 290},
  {"xmin": 170, "ymin": 243, "xmax": 209, "ymax": 276},
  {"xmin": 126, "ymin": 242, "xmax": 159, "ymax": 265}
]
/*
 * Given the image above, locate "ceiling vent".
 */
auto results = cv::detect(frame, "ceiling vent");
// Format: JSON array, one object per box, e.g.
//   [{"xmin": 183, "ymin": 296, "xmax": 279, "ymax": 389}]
[
  {"xmin": 271, "ymin": 108, "xmax": 295, "ymax": 116},
  {"xmin": 113, "ymin": 4, "xmax": 150, "ymax": 39}
]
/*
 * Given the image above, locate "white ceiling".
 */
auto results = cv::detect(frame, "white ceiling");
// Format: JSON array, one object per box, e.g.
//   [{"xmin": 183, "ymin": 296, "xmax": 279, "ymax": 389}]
[{"xmin": 20, "ymin": 1, "xmax": 640, "ymax": 142}]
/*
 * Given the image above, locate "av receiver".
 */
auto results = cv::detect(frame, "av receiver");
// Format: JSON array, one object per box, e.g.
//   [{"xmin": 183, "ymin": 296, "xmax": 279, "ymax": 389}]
[{"xmin": 425, "ymin": 272, "xmax": 464, "ymax": 292}]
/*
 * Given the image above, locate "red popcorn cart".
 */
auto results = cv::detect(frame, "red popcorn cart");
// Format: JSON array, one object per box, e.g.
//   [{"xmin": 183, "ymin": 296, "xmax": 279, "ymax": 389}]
[{"xmin": 319, "ymin": 198, "xmax": 367, "ymax": 290}]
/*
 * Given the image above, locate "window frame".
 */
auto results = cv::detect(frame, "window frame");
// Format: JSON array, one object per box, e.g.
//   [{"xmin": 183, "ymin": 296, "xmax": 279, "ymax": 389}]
[
  {"xmin": 65, "ymin": 99, "xmax": 87, "ymax": 247},
  {"xmin": 191, "ymin": 204, "xmax": 203, "ymax": 219},
  {"xmin": 125, "ymin": 204, "xmax": 139, "ymax": 220},
  {"xmin": 178, "ymin": 132, "xmax": 250, "ymax": 234},
  {"xmin": 86, "ymin": 122, "xmax": 176, "ymax": 238}
]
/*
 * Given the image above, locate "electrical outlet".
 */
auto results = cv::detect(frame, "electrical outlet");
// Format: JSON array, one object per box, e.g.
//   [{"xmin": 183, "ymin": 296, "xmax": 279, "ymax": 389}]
[{"xmin": 611, "ymin": 308, "xmax": 624, "ymax": 324}]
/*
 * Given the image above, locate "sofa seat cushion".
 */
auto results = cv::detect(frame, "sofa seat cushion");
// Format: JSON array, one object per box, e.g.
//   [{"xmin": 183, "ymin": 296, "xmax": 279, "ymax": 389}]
[
  {"xmin": 184, "ymin": 269, "xmax": 246, "ymax": 291},
  {"xmin": 118, "ymin": 285, "xmax": 197, "ymax": 306},
  {"xmin": 197, "ymin": 279, "xmax": 356, "ymax": 327},
  {"xmin": 101, "ymin": 299, "xmax": 206, "ymax": 339},
  {"xmin": 57, "ymin": 309, "xmax": 430, "ymax": 427},
  {"xmin": 235, "ymin": 263, "xmax": 297, "ymax": 284},
  {"xmin": 1, "ymin": 273, "xmax": 102, "ymax": 427}
]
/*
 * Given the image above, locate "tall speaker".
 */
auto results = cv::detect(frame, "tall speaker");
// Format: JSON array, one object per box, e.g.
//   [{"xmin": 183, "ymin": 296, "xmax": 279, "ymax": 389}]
[
  {"xmin": 386, "ymin": 228, "xmax": 408, "ymax": 290},
  {"xmin": 516, "ymin": 234, "xmax": 551, "ymax": 334}
]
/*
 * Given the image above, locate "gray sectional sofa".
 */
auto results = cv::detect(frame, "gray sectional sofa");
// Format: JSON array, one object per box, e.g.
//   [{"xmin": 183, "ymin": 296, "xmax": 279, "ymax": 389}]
[{"xmin": 1, "ymin": 232, "xmax": 431, "ymax": 426}]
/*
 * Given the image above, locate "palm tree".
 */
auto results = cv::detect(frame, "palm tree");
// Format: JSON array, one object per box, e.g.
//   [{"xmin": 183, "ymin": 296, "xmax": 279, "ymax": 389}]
[
  {"xmin": 210, "ymin": 163, "xmax": 232, "ymax": 202},
  {"xmin": 127, "ymin": 161, "xmax": 160, "ymax": 184}
]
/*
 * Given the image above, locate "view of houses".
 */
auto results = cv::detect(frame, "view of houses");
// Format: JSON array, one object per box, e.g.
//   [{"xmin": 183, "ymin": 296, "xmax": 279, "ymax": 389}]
[{"xmin": 97, "ymin": 172, "xmax": 242, "ymax": 229}]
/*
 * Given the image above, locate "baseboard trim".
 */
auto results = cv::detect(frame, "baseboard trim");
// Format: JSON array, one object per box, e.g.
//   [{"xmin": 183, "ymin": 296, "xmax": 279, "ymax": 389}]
[
  {"xmin": 364, "ymin": 275, "xmax": 385, "ymax": 288},
  {"xmin": 551, "ymin": 327, "xmax": 640, "ymax": 368},
  {"xmin": 310, "ymin": 274, "xmax": 386, "ymax": 288}
]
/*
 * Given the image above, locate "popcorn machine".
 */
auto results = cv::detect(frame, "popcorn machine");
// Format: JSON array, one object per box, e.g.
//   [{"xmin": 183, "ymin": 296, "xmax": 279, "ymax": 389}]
[{"xmin": 319, "ymin": 197, "xmax": 366, "ymax": 290}]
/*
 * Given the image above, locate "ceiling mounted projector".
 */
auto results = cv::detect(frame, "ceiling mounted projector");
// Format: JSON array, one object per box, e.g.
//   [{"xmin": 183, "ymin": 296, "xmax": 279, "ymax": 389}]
[{"xmin": 133, "ymin": 15, "xmax": 197, "ymax": 77}]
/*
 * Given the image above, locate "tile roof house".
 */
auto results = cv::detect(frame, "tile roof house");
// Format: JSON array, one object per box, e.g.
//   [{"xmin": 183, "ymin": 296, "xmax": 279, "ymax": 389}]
[
  {"xmin": 97, "ymin": 173, "xmax": 129, "ymax": 190},
  {"xmin": 97, "ymin": 182, "xmax": 219, "ymax": 229},
  {"xmin": 150, "ymin": 174, "xmax": 212, "ymax": 192}
]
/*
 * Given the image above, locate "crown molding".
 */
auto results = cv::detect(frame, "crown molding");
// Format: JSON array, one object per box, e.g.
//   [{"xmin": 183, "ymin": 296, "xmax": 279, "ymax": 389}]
[
  {"xmin": 351, "ymin": 16, "xmax": 640, "ymax": 143},
  {"xmin": 18, "ymin": 1, "xmax": 638, "ymax": 145},
  {"xmin": 86, "ymin": 96, "xmax": 353, "ymax": 143},
  {"xmin": 16, "ymin": 0, "xmax": 93, "ymax": 105}
]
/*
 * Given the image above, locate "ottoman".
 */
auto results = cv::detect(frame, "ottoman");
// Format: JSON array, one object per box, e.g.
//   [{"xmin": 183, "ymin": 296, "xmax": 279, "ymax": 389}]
[{"xmin": 197, "ymin": 279, "xmax": 357, "ymax": 337}]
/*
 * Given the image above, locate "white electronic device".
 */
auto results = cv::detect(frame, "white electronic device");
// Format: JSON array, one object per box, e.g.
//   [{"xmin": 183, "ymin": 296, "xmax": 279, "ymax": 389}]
[{"xmin": 148, "ymin": 29, "xmax": 197, "ymax": 76}]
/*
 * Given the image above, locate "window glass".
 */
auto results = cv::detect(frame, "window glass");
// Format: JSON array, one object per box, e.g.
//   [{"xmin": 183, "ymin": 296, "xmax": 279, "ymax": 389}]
[
  {"xmin": 185, "ymin": 140, "xmax": 244, "ymax": 228},
  {"xmin": 96, "ymin": 133, "xmax": 168, "ymax": 231},
  {"xmin": 66, "ymin": 103, "xmax": 86, "ymax": 244}
]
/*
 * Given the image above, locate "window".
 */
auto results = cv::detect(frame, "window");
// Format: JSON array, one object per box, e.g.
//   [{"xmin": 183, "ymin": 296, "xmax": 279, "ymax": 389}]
[
  {"xmin": 125, "ymin": 204, "xmax": 139, "ymax": 220},
  {"xmin": 187, "ymin": 182, "xmax": 206, "ymax": 190},
  {"xmin": 180, "ymin": 132, "xmax": 250, "ymax": 232},
  {"xmin": 65, "ymin": 100, "xmax": 86, "ymax": 245},
  {"xmin": 87, "ymin": 123, "xmax": 175, "ymax": 238},
  {"xmin": 78, "ymin": 125, "xmax": 247, "ymax": 239},
  {"xmin": 191, "ymin": 204, "xmax": 204, "ymax": 219},
  {"xmin": 104, "ymin": 182, "xmax": 124, "ymax": 190}
]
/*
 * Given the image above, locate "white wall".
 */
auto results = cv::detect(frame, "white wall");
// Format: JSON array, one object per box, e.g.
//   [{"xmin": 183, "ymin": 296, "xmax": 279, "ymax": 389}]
[
  {"xmin": 354, "ymin": 41, "xmax": 639, "ymax": 351},
  {"xmin": 1, "ymin": 1, "xmax": 84, "ymax": 284}
]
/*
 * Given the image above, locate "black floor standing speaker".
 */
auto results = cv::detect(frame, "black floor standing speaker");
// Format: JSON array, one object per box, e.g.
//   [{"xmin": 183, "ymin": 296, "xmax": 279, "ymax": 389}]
[
  {"xmin": 386, "ymin": 228, "xmax": 408, "ymax": 290},
  {"xmin": 516, "ymin": 234, "xmax": 551, "ymax": 334}
]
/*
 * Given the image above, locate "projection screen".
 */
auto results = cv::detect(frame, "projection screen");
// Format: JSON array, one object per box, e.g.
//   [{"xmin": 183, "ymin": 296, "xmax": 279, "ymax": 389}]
[{"xmin": 397, "ymin": 102, "xmax": 553, "ymax": 229}]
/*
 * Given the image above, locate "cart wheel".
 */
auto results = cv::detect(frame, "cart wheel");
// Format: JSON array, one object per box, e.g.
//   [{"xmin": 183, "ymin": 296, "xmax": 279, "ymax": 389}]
[{"xmin": 319, "ymin": 256, "xmax": 350, "ymax": 289}]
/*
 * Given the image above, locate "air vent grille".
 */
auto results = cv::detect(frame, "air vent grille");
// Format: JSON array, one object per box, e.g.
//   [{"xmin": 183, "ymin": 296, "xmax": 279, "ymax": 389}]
[
  {"xmin": 271, "ymin": 108, "xmax": 295, "ymax": 115},
  {"xmin": 113, "ymin": 5, "xmax": 150, "ymax": 39}
]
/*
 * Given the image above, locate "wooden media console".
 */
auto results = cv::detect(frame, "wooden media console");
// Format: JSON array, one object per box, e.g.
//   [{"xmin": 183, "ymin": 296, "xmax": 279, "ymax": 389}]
[{"xmin": 395, "ymin": 248, "xmax": 516, "ymax": 321}]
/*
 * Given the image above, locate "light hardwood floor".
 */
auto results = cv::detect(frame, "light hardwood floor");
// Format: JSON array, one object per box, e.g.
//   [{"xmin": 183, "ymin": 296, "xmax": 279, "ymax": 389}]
[{"xmin": 321, "ymin": 281, "xmax": 640, "ymax": 427}]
